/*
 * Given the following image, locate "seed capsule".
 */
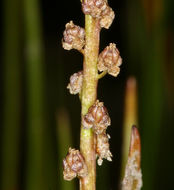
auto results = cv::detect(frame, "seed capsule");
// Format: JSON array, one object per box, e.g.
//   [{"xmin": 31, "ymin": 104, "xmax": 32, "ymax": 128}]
[
  {"xmin": 82, "ymin": 100, "xmax": 111, "ymax": 134},
  {"xmin": 98, "ymin": 43, "xmax": 122, "ymax": 77},
  {"xmin": 62, "ymin": 21, "xmax": 85, "ymax": 51},
  {"xmin": 63, "ymin": 148, "xmax": 88, "ymax": 181},
  {"xmin": 96, "ymin": 133, "xmax": 112, "ymax": 165},
  {"xmin": 67, "ymin": 71, "xmax": 83, "ymax": 94}
]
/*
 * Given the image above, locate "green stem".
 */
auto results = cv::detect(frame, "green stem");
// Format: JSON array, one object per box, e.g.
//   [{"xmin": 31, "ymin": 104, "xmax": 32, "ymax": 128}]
[
  {"xmin": 24, "ymin": 0, "xmax": 46, "ymax": 189},
  {"xmin": 97, "ymin": 71, "xmax": 107, "ymax": 79},
  {"xmin": 80, "ymin": 15, "xmax": 100, "ymax": 190},
  {"xmin": 57, "ymin": 109, "xmax": 76, "ymax": 190},
  {"xmin": 1, "ymin": 0, "xmax": 21, "ymax": 189}
]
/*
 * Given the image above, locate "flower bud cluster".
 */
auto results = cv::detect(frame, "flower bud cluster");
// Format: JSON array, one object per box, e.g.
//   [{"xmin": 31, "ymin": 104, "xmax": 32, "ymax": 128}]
[
  {"xmin": 82, "ymin": 100, "xmax": 111, "ymax": 134},
  {"xmin": 98, "ymin": 43, "xmax": 122, "ymax": 77},
  {"xmin": 67, "ymin": 71, "xmax": 83, "ymax": 94},
  {"xmin": 82, "ymin": 0, "xmax": 115, "ymax": 29},
  {"xmin": 82, "ymin": 100, "xmax": 112, "ymax": 165},
  {"xmin": 62, "ymin": 21, "xmax": 85, "ymax": 51},
  {"xmin": 63, "ymin": 148, "xmax": 88, "ymax": 181}
]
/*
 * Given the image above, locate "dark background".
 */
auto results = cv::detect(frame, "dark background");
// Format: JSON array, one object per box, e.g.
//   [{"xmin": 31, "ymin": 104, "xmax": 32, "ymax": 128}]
[{"xmin": 1, "ymin": 0, "xmax": 174, "ymax": 190}]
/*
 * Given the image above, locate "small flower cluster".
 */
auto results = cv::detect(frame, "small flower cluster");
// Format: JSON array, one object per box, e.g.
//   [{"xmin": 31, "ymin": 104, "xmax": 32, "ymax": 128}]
[
  {"xmin": 82, "ymin": 100, "xmax": 110, "ymax": 134},
  {"xmin": 62, "ymin": 21, "xmax": 85, "ymax": 51},
  {"xmin": 98, "ymin": 43, "xmax": 122, "ymax": 77},
  {"xmin": 63, "ymin": 148, "xmax": 88, "ymax": 181},
  {"xmin": 82, "ymin": 0, "xmax": 115, "ymax": 29},
  {"xmin": 67, "ymin": 71, "xmax": 83, "ymax": 94},
  {"xmin": 83, "ymin": 100, "xmax": 112, "ymax": 165}
]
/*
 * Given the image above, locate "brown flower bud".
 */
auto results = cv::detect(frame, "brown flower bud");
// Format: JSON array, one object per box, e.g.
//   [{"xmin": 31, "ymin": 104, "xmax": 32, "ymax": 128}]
[
  {"xmin": 62, "ymin": 21, "xmax": 85, "ymax": 51},
  {"xmin": 100, "ymin": 6, "xmax": 115, "ymax": 29},
  {"xmin": 96, "ymin": 133, "xmax": 112, "ymax": 166},
  {"xmin": 67, "ymin": 71, "xmax": 83, "ymax": 94},
  {"xmin": 82, "ymin": 100, "xmax": 111, "ymax": 134},
  {"xmin": 82, "ymin": 0, "xmax": 115, "ymax": 29},
  {"xmin": 82, "ymin": 0, "xmax": 107, "ymax": 18},
  {"xmin": 98, "ymin": 43, "xmax": 122, "ymax": 77},
  {"xmin": 63, "ymin": 148, "xmax": 88, "ymax": 181}
]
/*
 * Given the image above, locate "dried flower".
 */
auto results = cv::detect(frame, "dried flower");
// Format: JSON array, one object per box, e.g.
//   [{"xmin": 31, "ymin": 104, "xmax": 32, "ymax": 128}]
[
  {"xmin": 82, "ymin": 0, "xmax": 107, "ymax": 18},
  {"xmin": 62, "ymin": 21, "xmax": 85, "ymax": 51},
  {"xmin": 96, "ymin": 133, "xmax": 112, "ymax": 165},
  {"xmin": 82, "ymin": 100, "xmax": 111, "ymax": 134},
  {"xmin": 98, "ymin": 43, "xmax": 122, "ymax": 77},
  {"xmin": 67, "ymin": 71, "xmax": 83, "ymax": 94},
  {"xmin": 99, "ymin": 6, "xmax": 115, "ymax": 29},
  {"xmin": 122, "ymin": 126, "xmax": 142, "ymax": 190},
  {"xmin": 82, "ymin": 0, "xmax": 115, "ymax": 29},
  {"xmin": 63, "ymin": 148, "xmax": 88, "ymax": 181}
]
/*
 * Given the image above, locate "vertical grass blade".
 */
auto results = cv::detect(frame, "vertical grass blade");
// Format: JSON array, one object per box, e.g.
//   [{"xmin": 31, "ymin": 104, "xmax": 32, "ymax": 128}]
[
  {"xmin": 23, "ymin": 0, "xmax": 46, "ymax": 189},
  {"xmin": 121, "ymin": 77, "xmax": 138, "ymax": 179},
  {"xmin": 1, "ymin": 0, "xmax": 22, "ymax": 189},
  {"xmin": 56, "ymin": 108, "xmax": 76, "ymax": 190},
  {"xmin": 139, "ymin": 1, "xmax": 165, "ymax": 189}
]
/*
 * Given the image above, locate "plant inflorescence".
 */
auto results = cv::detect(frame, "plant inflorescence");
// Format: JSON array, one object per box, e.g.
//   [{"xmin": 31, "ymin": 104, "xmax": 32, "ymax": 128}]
[{"xmin": 61, "ymin": 0, "xmax": 142, "ymax": 190}]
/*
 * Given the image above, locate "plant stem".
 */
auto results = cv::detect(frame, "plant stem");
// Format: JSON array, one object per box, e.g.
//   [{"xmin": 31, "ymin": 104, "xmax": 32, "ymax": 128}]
[
  {"xmin": 97, "ymin": 71, "xmax": 107, "ymax": 79},
  {"xmin": 1, "ymin": 0, "xmax": 21, "ymax": 189},
  {"xmin": 80, "ymin": 15, "xmax": 100, "ymax": 190},
  {"xmin": 57, "ymin": 109, "xmax": 76, "ymax": 190},
  {"xmin": 24, "ymin": 0, "xmax": 46, "ymax": 189}
]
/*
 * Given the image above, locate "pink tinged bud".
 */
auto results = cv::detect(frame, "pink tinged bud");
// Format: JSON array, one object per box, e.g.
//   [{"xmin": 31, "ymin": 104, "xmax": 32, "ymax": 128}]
[
  {"xmin": 62, "ymin": 21, "xmax": 85, "ymax": 51},
  {"xmin": 98, "ymin": 43, "xmax": 122, "ymax": 77},
  {"xmin": 67, "ymin": 71, "xmax": 83, "ymax": 95},
  {"xmin": 63, "ymin": 148, "xmax": 88, "ymax": 181},
  {"xmin": 82, "ymin": 100, "xmax": 111, "ymax": 134}
]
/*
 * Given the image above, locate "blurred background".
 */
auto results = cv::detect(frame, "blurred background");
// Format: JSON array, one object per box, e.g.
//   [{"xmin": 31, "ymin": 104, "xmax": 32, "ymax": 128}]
[{"xmin": 0, "ymin": 0, "xmax": 174, "ymax": 190}]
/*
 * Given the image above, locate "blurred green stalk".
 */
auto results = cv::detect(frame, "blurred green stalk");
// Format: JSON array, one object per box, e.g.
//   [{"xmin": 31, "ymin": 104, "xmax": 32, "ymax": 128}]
[
  {"xmin": 126, "ymin": 1, "xmax": 165, "ymax": 189},
  {"xmin": 1, "ymin": 0, "xmax": 22, "ymax": 189},
  {"xmin": 120, "ymin": 77, "xmax": 138, "ymax": 180},
  {"xmin": 24, "ymin": 0, "xmax": 46, "ymax": 189},
  {"xmin": 56, "ymin": 108, "xmax": 76, "ymax": 190}
]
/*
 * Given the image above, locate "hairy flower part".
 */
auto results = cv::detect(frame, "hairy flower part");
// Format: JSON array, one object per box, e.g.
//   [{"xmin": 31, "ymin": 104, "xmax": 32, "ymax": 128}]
[
  {"xmin": 96, "ymin": 133, "xmax": 112, "ymax": 166},
  {"xmin": 63, "ymin": 148, "xmax": 88, "ymax": 181},
  {"xmin": 99, "ymin": 6, "xmax": 115, "ymax": 29},
  {"xmin": 82, "ymin": 0, "xmax": 115, "ymax": 29},
  {"xmin": 67, "ymin": 71, "xmax": 83, "ymax": 94},
  {"xmin": 98, "ymin": 43, "xmax": 122, "ymax": 77},
  {"xmin": 62, "ymin": 21, "xmax": 85, "ymax": 51},
  {"xmin": 122, "ymin": 126, "xmax": 142, "ymax": 190},
  {"xmin": 82, "ymin": 100, "xmax": 111, "ymax": 134}
]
